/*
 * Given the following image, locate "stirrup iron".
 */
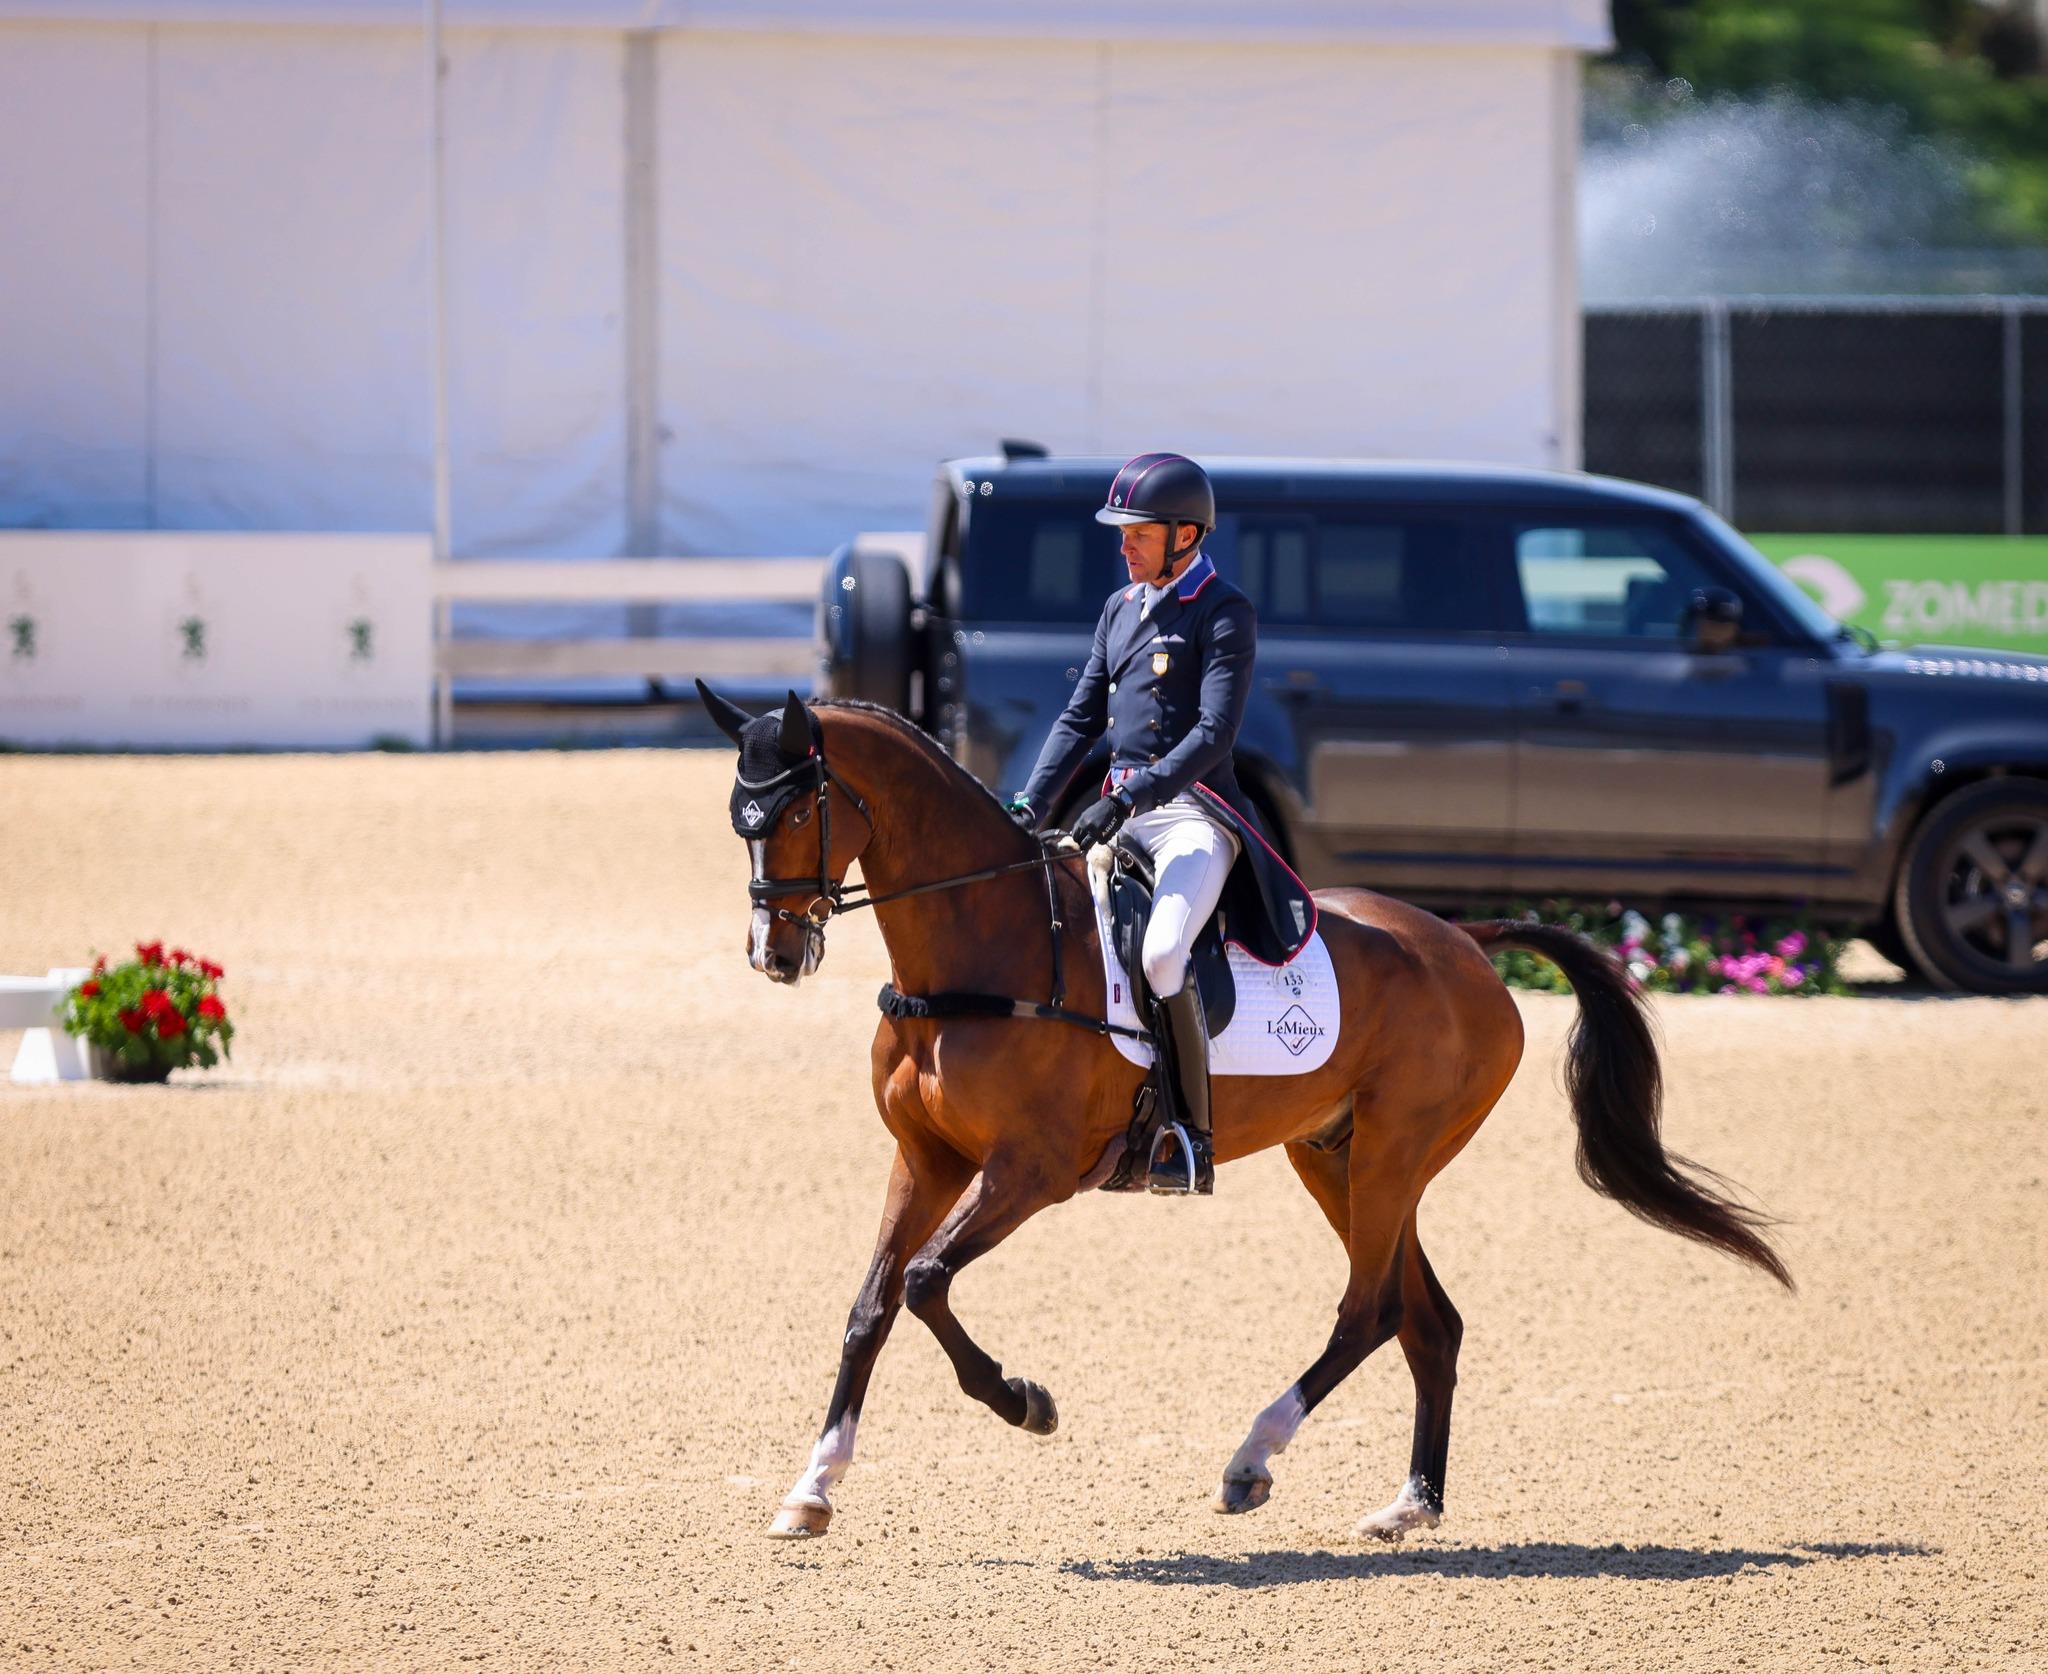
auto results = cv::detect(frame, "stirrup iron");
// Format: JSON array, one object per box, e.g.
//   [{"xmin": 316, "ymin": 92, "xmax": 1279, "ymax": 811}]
[{"xmin": 1146, "ymin": 1121, "xmax": 1203, "ymax": 1195}]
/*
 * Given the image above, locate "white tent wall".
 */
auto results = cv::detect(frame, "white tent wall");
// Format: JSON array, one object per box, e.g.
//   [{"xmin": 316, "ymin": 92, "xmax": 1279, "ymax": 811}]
[
  {"xmin": 0, "ymin": 20, "xmax": 627, "ymax": 556},
  {"xmin": 0, "ymin": 6, "xmax": 1600, "ymax": 562},
  {"xmin": 0, "ymin": 25, "xmax": 152, "ymax": 527},
  {"xmin": 656, "ymin": 34, "xmax": 1104, "ymax": 557},
  {"xmin": 659, "ymin": 32, "xmax": 1576, "ymax": 553}
]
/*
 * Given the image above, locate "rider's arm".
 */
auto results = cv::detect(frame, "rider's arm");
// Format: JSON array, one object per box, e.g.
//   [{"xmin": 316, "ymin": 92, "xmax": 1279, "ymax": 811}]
[
  {"xmin": 1018, "ymin": 605, "xmax": 1111, "ymax": 817},
  {"xmin": 1117, "ymin": 594, "xmax": 1255, "ymax": 814}
]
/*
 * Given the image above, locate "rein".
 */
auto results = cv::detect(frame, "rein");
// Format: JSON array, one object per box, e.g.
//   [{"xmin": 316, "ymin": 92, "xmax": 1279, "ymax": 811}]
[
  {"xmin": 742, "ymin": 751, "xmax": 1074, "ymax": 923},
  {"xmin": 741, "ymin": 720, "xmax": 1073, "ymax": 968},
  {"xmin": 832, "ymin": 846, "xmax": 1076, "ymax": 917},
  {"xmin": 742, "ymin": 717, "xmax": 1129, "ymax": 1031}
]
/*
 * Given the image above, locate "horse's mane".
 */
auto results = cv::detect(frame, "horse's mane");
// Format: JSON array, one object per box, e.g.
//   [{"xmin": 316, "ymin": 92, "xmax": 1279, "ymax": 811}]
[{"xmin": 814, "ymin": 699, "xmax": 1021, "ymax": 825}]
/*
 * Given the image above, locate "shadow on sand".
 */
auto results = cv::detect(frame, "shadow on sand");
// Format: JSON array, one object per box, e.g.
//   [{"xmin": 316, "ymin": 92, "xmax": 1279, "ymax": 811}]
[{"xmin": 1058, "ymin": 1540, "xmax": 1933, "ymax": 1589}]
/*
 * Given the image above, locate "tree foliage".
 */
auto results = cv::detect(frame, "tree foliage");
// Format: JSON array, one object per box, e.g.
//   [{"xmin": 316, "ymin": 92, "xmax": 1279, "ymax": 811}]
[{"xmin": 1606, "ymin": 0, "xmax": 2048, "ymax": 242}]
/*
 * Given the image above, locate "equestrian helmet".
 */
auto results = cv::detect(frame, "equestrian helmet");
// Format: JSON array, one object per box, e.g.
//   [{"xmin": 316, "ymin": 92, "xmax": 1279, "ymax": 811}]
[{"xmin": 1095, "ymin": 452, "xmax": 1214, "ymax": 532}]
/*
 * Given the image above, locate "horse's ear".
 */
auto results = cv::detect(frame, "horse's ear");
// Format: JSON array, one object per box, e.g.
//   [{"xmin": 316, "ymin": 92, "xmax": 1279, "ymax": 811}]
[
  {"xmin": 778, "ymin": 690, "xmax": 813, "ymax": 760},
  {"xmin": 695, "ymin": 679, "xmax": 753, "ymax": 747}
]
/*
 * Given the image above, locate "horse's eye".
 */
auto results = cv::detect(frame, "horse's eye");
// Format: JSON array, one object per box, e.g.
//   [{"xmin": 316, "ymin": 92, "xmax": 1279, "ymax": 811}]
[{"xmin": 791, "ymin": 805, "xmax": 813, "ymax": 827}]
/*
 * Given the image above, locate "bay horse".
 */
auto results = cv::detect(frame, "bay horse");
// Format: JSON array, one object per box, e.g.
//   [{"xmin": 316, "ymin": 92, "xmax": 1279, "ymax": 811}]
[{"xmin": 700, "ymin": 685, "xmax": 1790, "ymax": 1543}]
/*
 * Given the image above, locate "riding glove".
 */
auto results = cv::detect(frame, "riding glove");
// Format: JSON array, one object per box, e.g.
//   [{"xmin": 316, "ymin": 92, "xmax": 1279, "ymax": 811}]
[
  {"xmin": 1071, "ymin": 789, "xmax": 1133, "ymax": 848},
  {"xmin": 1004, "ymin": 795, "xmax": 1036, "ymax": 829}
]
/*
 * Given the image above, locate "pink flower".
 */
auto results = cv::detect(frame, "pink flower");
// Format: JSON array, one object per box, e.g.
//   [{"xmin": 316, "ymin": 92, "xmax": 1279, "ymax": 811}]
[{"xmin": 1775, "ymin": 932, "xmax": 1807, "ymax": 961}]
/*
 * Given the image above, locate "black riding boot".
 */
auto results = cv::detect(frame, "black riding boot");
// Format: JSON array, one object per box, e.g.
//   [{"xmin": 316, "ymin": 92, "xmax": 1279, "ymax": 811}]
[{"xmin": 1148, "ymin": 983, "xmax": 1215, "ymax": 1196}]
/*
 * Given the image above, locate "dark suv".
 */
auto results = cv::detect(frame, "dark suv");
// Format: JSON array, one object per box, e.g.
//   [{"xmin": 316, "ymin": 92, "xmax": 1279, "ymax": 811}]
[{"xmin": 818, "ymin": 452, "xmax": 2048, "ymax": 994}]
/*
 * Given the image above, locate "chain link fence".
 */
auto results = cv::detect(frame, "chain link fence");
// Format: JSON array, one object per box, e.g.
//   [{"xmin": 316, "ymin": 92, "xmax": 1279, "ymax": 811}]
[{"xmin": 1585, "ymin": 298, "xmax": 2048, "ymax": 534}]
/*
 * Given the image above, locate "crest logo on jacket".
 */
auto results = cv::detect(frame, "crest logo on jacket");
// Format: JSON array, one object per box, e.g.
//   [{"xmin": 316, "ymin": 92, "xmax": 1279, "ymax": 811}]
[{"xmin": 1152, "ymin": 651, "xmax": 1171, "ymax": 675}]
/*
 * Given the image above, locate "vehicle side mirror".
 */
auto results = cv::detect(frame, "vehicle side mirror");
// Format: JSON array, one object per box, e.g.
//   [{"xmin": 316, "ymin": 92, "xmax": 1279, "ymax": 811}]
[{"xmin": 1685, "ymin": 586, "xmax": 1744, "ymax": 653}]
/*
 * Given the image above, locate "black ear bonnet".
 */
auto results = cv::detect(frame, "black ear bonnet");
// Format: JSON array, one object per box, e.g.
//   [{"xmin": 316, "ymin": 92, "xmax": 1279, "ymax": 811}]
[{"xmin": 728, "ymin": 704, "xmax": 822, "ymax": 838}]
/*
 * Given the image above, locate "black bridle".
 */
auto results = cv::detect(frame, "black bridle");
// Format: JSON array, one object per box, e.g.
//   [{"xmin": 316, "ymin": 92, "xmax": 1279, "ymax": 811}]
[
  {"xmin": 741, "ymin": 734, "xmax": 1072, "ymax": 947},
  {"xmin": 739, "ymin": 715, "xmax": 1163, "ymax": 1045}
]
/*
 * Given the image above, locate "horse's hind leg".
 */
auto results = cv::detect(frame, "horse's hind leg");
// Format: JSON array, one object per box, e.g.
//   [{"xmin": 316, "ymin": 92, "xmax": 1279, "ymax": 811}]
[
  {"xmin": 1215, "ymin": 1164, "xmax": 1408, "ymax": 1517},
  {"xmin": 904, "ymin": 1162, "xmax": 1063, "ymax": 1436},
  {"xmin": 768, "ymin": 1143, "xmax": 967, "ymax": 1539},
  {"xmin": 1358, "ymin": 1216, "xmax": 1462, "ymax": 1541}
]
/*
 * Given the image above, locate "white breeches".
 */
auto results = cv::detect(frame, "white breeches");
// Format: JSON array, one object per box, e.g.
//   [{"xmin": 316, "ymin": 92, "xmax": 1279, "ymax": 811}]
[{"xmin": 1121, "ymin": 796, "xmax": 1241, "ymax": 998}]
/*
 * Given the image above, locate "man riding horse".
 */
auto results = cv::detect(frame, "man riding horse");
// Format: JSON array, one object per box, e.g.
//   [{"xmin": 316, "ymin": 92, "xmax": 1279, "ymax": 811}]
[{"xmin": 1006, "ymin": 452, "xmax": 1262, "ymax": 1197}]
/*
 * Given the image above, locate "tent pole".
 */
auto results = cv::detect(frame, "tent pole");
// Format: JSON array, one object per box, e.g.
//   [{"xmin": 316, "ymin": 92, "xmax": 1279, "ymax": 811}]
[{"xmin": 426, "ymin": 0, "xmax": 455, "ymax": 747}]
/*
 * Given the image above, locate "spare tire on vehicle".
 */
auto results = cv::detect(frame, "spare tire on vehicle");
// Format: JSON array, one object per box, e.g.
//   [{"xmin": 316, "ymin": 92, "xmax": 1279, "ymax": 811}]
[{"xmin": 816, "ymin": 545, "xmax": 914, "ymax": 712}]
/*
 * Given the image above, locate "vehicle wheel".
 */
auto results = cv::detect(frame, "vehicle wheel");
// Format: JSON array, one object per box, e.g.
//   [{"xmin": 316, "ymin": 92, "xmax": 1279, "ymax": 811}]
[{"xmin": 1891, "ymin": 778, "xmax": 2048, "ymax": 995}]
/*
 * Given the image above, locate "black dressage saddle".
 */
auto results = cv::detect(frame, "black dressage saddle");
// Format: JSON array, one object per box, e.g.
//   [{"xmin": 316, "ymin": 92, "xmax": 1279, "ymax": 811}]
[{"xmin": 1104, "ymin": 839, "xmax": 1237, "ymax": 1040}]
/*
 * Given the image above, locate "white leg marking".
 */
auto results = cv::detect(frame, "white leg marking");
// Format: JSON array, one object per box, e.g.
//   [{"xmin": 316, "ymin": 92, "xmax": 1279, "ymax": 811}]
[
  {"xmin": 785, "ymin": 1416, "xmax": 858, "ymax": 1512},
  {"xmin": 1356, "ymin": 1473, "xmax": 1443, "ymax": 1542},
  {"xmin": 1224, "ymin": 1385, "xmax": 1305, "ymax": 1485}
]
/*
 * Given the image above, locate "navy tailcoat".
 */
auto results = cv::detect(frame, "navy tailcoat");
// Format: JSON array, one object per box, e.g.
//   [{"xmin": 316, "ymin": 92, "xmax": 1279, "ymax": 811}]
[{"xmin": 1020, "ymin": 550, "xmax": 1316, "ymax": 964}]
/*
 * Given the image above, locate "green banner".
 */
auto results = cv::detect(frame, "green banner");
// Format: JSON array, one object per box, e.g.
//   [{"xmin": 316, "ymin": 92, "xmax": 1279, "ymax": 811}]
[{"xmin": 1751, "ymin": 534, "xmax": 2048, "ymax": 655}]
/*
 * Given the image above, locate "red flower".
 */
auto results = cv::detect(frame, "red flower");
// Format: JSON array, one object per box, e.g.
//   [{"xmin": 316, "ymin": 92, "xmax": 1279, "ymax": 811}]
[
  {"xmin": 141, "ymin": 989, "xmax": 175, "ymax": 1018},
  {"xmin": 92, "ymin": 955, "xmax": 108, "ymax": 976},
  {"xmin": 169, "ymin": 947, "xmax": 191, "ymax": 967},
  {"xmin": 199, "ymin": 959, "xmax": 224, "ymax": 980},
  {"xmin": 136, "ymin": 941, "xmax": 165, "ymax": 966},
  {"xmin": 118, "ymin": 1009, "xmax": 145, "ymax": 1033},
  {"xmin": 197, "ymin": 996, "xmax": 227, "ymax": 1023},
  {"xmin": 156, "ymin": 1011, "xmax": 186, "ymax": 1039},
  {"xmin": 78, "ymin": 980, "xmax": 101, "ymax": 998}
]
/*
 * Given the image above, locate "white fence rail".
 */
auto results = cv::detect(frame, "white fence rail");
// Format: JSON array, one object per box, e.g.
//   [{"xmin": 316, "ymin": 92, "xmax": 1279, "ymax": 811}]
[{"xmin": 432, "ymin": 557, "xmax": 827, "ymax": 745}]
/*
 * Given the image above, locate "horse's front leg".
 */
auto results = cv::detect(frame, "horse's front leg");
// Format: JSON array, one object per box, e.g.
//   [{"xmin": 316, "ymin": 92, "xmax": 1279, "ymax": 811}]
[
  {"xmin": 768, "ymin": 1142, "xmax": 968, "ymax": 1539},
  {"xmin": 903, "ymin": 1160, "xmax": 1065, "ymax": 1435}
]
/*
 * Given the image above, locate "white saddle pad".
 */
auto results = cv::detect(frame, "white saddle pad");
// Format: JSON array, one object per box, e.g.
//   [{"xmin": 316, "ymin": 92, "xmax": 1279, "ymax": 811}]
[{"xmin": 1087, "ymin": 849, "xmax": 1339, "ymax": 1076}]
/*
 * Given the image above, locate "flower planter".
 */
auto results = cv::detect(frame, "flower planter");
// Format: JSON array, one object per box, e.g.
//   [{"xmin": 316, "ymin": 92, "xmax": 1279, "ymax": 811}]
[
  {"xmin": 85, "ymin": 1044, "xmax": 173, "ymax": 1085},
  {"xmin": 62, "ymin": 943, "xmax": 233, "ymax": 1083}
]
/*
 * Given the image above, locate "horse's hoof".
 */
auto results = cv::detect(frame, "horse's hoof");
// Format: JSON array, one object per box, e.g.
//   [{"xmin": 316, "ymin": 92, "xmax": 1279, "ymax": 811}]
[
  {"xmin": 1355, "ymin": 1483, "xmax": 1441, "ymax": 1543},
  {"xmin": 1212, "ymin": 1474, "xmax": 1272, "ymax": 1515},
  {"xmin": 1009, "ymin": 1377, "xmax": 1059, "ymax": 1437},
  {"xmin": 767, "ymin": 1499, "xmax": 832, "ymax": 1540}
]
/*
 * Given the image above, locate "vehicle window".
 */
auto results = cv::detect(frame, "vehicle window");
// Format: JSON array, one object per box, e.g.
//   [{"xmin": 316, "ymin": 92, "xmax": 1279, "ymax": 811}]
[
  {"xmin": 1238, "ymin": 523, "xmax": 1311, "ymax": 620},
  {"xmin": 1512, "ymin": 522, "xmax": 1718, "ymax": 640},
  {"xmin": 1027, "ymin": 522, "xmax": 1086, "ymax": 609},
  {"xmin": 959, "ymin": 500, "xmax": 1107, "ymax": 622},
  {"xmin": 960, "ymin": 497, "xmax": 1496, "ymax": 632},
  {"xmin": 1239, "ymin": 514, "xmax": 1489, "ymax": 632}
]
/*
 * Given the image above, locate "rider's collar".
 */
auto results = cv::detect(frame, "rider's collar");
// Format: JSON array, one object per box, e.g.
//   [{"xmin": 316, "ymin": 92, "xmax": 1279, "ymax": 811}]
[
  {"xmin": 1126, "ymin": 547, "xmax": 1213, "ymax": 609},
  {"xmin": 1174, "ymin": 550, "xmax": 1216, "ymax": 601}
]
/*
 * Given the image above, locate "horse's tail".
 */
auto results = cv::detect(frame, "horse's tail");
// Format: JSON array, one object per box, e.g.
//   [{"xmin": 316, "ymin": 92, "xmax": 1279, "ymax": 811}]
[{"xmin": 1462, "ymin": 920, "xmax": 1793, "ymax": 1290}]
